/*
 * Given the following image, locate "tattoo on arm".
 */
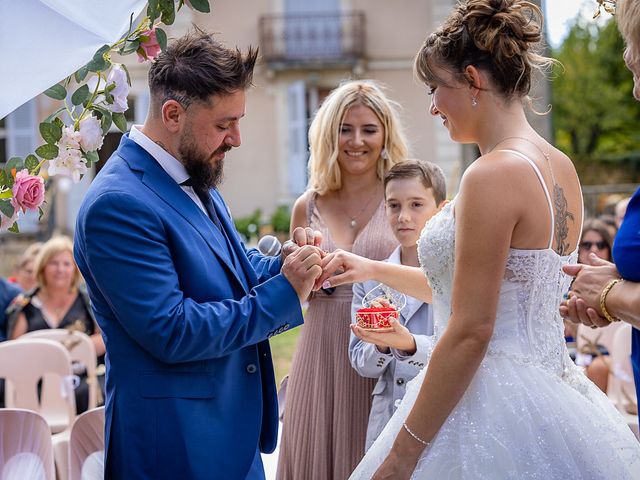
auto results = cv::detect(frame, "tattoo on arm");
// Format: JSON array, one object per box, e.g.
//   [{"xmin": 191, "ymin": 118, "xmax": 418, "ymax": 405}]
[{"xmin": 552, "ymin": 184, "xmax": 575, "ymax": 256}]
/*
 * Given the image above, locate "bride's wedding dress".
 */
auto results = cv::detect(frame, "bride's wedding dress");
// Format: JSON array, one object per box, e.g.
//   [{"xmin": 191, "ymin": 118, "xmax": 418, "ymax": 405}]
[{"xmin": 350, "ymin": 152, "xmax": 640, "ymax": 479}]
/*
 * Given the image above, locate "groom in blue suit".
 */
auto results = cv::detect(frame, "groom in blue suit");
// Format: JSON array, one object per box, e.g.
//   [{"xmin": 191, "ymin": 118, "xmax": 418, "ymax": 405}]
[{"xmin": 74, "ymin": 32, "xmax": 323, "ymax": 479}]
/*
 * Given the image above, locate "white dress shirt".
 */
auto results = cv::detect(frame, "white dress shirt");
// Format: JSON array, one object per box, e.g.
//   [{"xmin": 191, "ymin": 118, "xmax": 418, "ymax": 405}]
[{"xmin": 129, "ymin": 125, "xmax": 207, "ymax": 215}]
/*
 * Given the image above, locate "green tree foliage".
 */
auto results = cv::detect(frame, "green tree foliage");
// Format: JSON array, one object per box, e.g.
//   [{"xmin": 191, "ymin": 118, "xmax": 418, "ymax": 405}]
[{"xmin": 552, "ymin": 18, "xmax": 640, "ymax": 182}]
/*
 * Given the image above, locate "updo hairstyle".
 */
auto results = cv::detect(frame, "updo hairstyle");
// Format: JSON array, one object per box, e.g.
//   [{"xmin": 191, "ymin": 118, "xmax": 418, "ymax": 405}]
[{"xmin": 415, "ymin": 0, "xmax": 553, "ymax": 100}]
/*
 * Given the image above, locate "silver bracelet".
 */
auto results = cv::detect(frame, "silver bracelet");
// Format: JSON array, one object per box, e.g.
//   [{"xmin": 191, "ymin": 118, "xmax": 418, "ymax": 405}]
[{"xmin": 402, "ymin": 422, "xmax": 430, "ymax": 446}]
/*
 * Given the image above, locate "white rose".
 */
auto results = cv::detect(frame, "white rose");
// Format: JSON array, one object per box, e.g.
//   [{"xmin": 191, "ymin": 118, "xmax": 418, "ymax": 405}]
[
  {"xmin": 59, "ymin": 126, "xmax": 81, "ymax": 150},
  {"xmin": 79, "ymin": 115, "xmax": 103, "ymax": 151},
  {"xmin": 48, "ymin": 147, "xmax": 88, "ymax": 183},
  {"xmin": 106, "ymin": 65, "xmax": 129, "ymax": 113}
]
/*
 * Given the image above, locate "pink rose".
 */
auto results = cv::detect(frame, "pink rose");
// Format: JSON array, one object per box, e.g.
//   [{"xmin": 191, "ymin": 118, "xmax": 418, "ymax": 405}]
[
  {"xmin": 11, "ymin": 169, "xmax": 45, "ymax": 213},
  {"xmin": 137, "ymin": 29, "xmax": 162, "ymax": 63}
]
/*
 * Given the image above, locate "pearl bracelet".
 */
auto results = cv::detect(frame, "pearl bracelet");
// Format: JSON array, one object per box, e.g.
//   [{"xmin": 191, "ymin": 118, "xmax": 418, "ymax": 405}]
[{"xmin": 402, "ymin": 422, "xmax": 430, "ymax": 446}]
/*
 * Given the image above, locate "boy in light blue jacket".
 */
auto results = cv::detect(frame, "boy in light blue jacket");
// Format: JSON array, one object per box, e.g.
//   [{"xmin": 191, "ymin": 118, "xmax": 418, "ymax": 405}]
[{"xmin": 349, "ymin": 160, "xmax": 446, "ymax": 450}]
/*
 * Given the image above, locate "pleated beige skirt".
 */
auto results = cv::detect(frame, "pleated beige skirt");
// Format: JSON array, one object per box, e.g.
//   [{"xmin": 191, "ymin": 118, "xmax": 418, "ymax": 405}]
[{"xmin": 277, "ymin": 195, "xmax": 397, "ymax": 480}]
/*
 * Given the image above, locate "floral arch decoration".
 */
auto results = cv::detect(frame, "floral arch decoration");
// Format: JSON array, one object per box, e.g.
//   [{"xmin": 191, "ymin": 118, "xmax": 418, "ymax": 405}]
[{"xmin": 0, "ymin": 0, "xmax": 211, "ymax": 232}]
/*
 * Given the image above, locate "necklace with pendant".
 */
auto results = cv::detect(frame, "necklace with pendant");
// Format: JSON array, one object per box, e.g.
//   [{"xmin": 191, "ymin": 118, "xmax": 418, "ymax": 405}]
[{"xmin": 343, "ymin": 185, "xmax": 382, "ymax": 229}]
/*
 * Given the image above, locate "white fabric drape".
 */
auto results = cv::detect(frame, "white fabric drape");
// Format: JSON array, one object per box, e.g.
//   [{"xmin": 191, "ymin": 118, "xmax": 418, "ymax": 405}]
[{"xmin": 0, "ymin": 0, "xmax": 147, "ymax": 119}]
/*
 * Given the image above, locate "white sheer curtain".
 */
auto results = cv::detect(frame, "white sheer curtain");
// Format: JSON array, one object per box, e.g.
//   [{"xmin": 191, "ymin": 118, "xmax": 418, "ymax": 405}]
[{"xmin": 0, "ymin": 0, "xmax": 147, "ymax": 119}]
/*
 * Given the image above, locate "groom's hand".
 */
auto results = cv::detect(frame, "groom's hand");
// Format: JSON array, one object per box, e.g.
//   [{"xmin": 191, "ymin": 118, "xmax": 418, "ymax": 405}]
[
  {"xmin": 281, "ymin": 227, "xmax": 323, "ymax": 261},
  {"xmin": 282, "ymin": 245, "xmax": 323, "ymax": 303}
]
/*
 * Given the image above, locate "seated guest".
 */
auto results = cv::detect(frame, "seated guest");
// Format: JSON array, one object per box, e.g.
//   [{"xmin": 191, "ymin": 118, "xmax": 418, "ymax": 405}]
[
  {"xmin": 0, "ymin": 277, "xmax": 22, "ymax": 408},
  {"xmin": 8, "ymin": 242, "xmax": 42, "ymax": 292},
  {"xmin": 7, "ymin": 236, "xmax": 105, "ymax": 413},
  {"xmin": 598, "ymin": 214, "xmax": 618, "ymax": 240},
  {"xmin": 349, "ymin": 160, "xmax": 446, "ymax": 450},
  {"xmin": 1, "ymin": 278, "xmax": 21, "ymax": 342}
]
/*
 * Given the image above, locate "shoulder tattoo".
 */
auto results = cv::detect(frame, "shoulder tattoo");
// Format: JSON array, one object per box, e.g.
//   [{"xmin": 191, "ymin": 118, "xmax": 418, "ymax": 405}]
[{"xmin": 552, "ymin": 184, "xmax": 575, "ymax": 256}]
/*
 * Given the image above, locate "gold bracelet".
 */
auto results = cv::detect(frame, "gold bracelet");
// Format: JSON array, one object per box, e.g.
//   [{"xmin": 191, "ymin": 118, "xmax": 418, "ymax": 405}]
[
  {"xmin": 600, "ymin": 279, "xmax": 623, "ymax": 323},
  {"xmin": 402, "ymin": 422, "xmax": 430, "ymax": 446}
]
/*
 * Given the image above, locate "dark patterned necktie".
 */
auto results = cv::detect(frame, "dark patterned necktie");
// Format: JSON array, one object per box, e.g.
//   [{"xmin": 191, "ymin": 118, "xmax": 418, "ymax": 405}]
[{"xmin": 181, "ymin": 179, "xmax": 222, "ymax": 230}]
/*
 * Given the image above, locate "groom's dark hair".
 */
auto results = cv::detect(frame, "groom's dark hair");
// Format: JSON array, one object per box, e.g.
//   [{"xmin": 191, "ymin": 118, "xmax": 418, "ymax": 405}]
[{"xmin": 148, "ymin": 28, "xmax": 258, "ymax": 109}]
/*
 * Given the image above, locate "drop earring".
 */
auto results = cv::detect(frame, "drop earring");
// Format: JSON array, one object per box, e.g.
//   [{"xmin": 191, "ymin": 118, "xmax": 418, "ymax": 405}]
[
  {"xmin": 380, "ymin": 148, "xmax": 389, "ymax": 160},
  {"xmin": 471, "ymin": 97, "xmax": 478, "ymax": 107}
]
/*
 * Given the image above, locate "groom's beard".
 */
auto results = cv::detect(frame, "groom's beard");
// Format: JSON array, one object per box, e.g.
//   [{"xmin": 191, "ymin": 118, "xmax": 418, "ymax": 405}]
[{"xmin": 178, "ymin": 131, "xmax": 228, "ymax": 191}]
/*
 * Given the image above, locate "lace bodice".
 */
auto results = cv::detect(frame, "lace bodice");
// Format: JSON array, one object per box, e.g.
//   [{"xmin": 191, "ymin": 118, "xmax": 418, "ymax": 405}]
[{"xmin": 418, "ymin": 199, "xmax": 577, "ymax": 377}]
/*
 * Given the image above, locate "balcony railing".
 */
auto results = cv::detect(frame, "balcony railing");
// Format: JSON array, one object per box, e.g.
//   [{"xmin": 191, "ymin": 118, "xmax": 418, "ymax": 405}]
[{"xmin": 259, "ymin": 12, "xmax": 365, "ymax": 69}]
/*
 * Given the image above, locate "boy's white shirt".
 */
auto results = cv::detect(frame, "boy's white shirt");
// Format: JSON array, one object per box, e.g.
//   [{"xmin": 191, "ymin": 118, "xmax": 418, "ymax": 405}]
[{"xmin": 348, "ymin": 245, "xmax": 435, "ymax": 450}]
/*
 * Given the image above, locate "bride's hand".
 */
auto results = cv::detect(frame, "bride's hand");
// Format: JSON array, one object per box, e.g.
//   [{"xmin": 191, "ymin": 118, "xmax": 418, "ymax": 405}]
[
  {"xmin": 372, "ymin": 450, "xmax": 415, "ymax": 480},
  {"xmin": 314, "ymin": 249, "xmax": 375, "ymax": 290}
]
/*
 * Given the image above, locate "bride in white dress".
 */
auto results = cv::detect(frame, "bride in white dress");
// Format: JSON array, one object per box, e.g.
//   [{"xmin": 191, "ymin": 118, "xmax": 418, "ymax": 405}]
[{"xmin": 318, "ymin": 1, "xmax": 640, "ymax": 478}]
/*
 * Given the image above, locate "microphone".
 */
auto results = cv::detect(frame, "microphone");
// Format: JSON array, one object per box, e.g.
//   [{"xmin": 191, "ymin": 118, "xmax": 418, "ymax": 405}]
[{"xmin": 257, "ymin": 235, "xmax": 282, "ymax": 256}]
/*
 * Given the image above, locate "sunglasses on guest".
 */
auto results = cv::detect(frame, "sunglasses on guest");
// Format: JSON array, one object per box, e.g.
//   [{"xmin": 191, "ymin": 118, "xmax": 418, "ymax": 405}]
[{"xmin": 579, "ymin": 241, "xmax": 608, "ymax": 250}]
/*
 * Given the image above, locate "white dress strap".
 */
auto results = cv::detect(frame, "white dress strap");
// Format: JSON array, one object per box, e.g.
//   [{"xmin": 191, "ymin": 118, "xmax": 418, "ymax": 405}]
[{"xmin": 498, "ymin": 149, "xmax": 555, "ymax": 250}]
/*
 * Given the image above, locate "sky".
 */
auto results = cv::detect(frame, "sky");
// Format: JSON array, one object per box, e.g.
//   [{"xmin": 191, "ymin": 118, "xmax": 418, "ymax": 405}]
[{"xmin": 544, "ymin": 0, "xmax": 611, "ymax": 47}]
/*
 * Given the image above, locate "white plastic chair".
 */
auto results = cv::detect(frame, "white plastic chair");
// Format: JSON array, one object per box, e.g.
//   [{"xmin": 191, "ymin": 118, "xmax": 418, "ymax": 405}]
[
  {"xmin": 0, "ymin": 408, "xmax": 55, "ymax": 480},
  {"xmin": 68, "ymin": 407, "xmax": 104, "ymax": 480},
  {"xmin": 606, "ymin": 323, "xmax": 639, "ymax": 439},
  {"xmin": 0, "ymin": 339, "xmax": 76, "ymax": 433},
  {"xmin": 23, "ymin": 329, "xmax": 101, "ymax": 410}
]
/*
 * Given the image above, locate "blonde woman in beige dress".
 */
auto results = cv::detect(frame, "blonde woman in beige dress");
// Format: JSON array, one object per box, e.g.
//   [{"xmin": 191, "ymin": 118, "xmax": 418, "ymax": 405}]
[{"xmin": 276, "ymin": 80, "xmax": 409, "ymax": 480}]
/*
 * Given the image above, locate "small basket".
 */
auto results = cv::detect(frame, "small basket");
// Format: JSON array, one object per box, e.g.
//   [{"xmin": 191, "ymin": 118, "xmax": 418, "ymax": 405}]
[
  {"xmin": 355, "ymin": 283, "xmax": 406, "ymax": 332},
  {"xmin": 355, "ymin": 307, "xmax": 399, "ymax": 332}
]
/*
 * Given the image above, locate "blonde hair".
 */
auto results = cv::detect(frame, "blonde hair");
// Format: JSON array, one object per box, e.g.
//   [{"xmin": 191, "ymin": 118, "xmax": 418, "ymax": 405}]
[
  {"xmin": 618, "ymin": 0, "xmax": 640, "ymax": 57},
  {"xmin": 35, "ymin": 236, "xmax": 81, "ymax": 290},
  {"xmin": 16, "ymin": 242, "xmax": 42, "ymax": 270},
  {"xmin": 307, "ymin": 80, "xmax": 409, "ymax": 195}
]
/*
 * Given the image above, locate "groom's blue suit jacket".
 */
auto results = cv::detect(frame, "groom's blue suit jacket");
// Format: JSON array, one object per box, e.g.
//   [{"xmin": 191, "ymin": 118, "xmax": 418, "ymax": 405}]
[{"xmin": 74, "ymin": 135, "xmax": 303, "ymax": 479}]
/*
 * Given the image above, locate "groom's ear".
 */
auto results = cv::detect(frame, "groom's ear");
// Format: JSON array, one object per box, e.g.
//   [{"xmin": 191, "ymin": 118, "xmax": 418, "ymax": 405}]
[{"xmin": 161, "ymin": 100, "xmax": 185, "ymax": 133}]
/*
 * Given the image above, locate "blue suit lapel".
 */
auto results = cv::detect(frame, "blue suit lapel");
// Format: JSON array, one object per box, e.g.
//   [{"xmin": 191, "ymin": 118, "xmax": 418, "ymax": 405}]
[
  {"xmin": 210, "ymin": 191, "xmax": 259, "ymax": 289},
  {"xmin": 118, "ymin": 135, "xmax": 246, "ymax": 290}
]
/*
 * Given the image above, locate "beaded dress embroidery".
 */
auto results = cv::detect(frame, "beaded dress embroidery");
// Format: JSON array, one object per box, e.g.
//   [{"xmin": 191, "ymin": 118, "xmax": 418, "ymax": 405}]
[{"xmin": 350, "ymin": 196, "xmax": 640, "ymax": 479}]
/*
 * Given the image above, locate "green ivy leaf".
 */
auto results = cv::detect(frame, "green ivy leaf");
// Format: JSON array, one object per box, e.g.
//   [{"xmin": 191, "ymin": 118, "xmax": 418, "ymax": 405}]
[
  {"xmin": 44, "ymin": 84, "xmax": 67, "ymax": 100},
  {"xmin": 3, "ymin": 169, "xmax": 14, "ymax": 188},
  {"xmin": 53, "ymin": 117, "xmax": 65, "ymax": 130},
  {"xmin": 74, "ymin": 65, "xmax": 89, "ymax": 83},
  {"xmin": 86, "ymin": 44, "xmax": 111, "ymax": 72},
  {"xmin": 159, "ymin": 0, "xmax": 176, "ymax": 25},
  {"xmin": 8, "ymin": 221, "xmax": 19, "ymax": 234},
  {"xmin": 44, "ymin": 106, "xmax": 67, "ymax": 124},
  {"xmin": 25, "ymin": 155, "xmax": 39, "ymax": 174},
  {"xmin": 104, "ymin": 91, "xmax": 114, "ymax": 105},
  {"xmin": 100, "ymin": 110, "xmax": 113, "ymax": 135},
  {"xmin": 147, "ymin": 0, "xmax": 160, "ymax": 21},
  {"xmin": 39, "ymin": 121, "xmax": 63, "ymax": 145},
  {"xmin": 83, "ymin": 150, "xmax": 100, "ymax": 166},
  {"xmin": 188, "ymin": 0, "xmax": 210, "ymax": 13},
  {"xmin": 156, "ymin": 27, "xmax": 168, "ymax": 51},
  {"xmin": 0, "ymin": 190, "xmax": 11, "ymax": 200},
  {"xmin": 121, "ymin": 39, "xmax": 140, "ymax": 55},
  {"xmin": 0, "ymin": 169, "xmax": 7, "ymax": 187},
  {"xmin": 71, "ymin": 84, "xmax": 90, "ymax": 106},
  {"xmin": 112, "ymin": 112, "xmax": 128, "ymax": 133},
  {"xmin": 0, "ymin": 201, "xmax": 15, "ymax": 219},
  {"xmin": 38, "ymin": 206, "xmax": 44, "ymax": 221},
  {"xmin": 6, "ymin": 157, "xmax": 24, "ymax": 172},
  {"xmin": 35, "ymin": 144, "xmax": 59, "ymax": 160},
  {"xmin": 121, "ymin": 64, "xmax": 132, "ymax": 87}
]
